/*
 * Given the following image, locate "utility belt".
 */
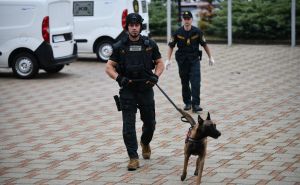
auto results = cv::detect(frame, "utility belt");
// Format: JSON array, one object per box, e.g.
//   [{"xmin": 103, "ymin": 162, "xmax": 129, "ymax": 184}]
[
  {"xmin": 113, "ymin": 78, "xmax": 152, "ymax": 111},
  {"xmin": 175, "ymin": 50, "xmax": 202, "ymax": 61}
]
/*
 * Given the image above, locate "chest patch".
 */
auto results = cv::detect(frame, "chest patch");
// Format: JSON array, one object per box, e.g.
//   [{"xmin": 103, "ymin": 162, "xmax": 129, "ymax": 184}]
[{"xmin": 129, "ymin": 45, "xmax": 142, "ymax": 51}]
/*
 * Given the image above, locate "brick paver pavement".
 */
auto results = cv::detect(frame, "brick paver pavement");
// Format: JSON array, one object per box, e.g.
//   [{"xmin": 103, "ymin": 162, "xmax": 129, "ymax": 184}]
[{"xmin": 0, "ymin": 44, "xmax": 299, "ymax": 185}]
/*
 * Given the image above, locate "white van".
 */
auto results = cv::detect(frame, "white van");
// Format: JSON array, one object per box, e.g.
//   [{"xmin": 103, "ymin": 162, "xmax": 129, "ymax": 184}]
[
  {"xmin": 73, "ymin": 0, "xmax": 149, "ymax": 62},
  {"xmin": 0, "ymin": 0, "xmax": 77, "ymax": 79}
]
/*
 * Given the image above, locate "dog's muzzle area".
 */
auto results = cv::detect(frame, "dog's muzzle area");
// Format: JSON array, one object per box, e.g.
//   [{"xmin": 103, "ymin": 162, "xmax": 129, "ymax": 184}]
[{"xmin": 212, "ymin": 130, "xmax": 221, "ymax": 139}]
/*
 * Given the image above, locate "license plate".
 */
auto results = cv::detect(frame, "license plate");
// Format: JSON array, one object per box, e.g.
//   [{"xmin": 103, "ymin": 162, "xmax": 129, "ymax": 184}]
[{"xmin": 53, "ymin": 35, "xmax": 65, "ymax": 43}]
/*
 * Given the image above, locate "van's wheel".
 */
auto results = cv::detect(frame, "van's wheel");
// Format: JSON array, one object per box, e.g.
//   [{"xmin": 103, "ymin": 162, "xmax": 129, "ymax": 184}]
[
  {"xmin": 96, "ymin": 39, "xmax": 114, "ymax": 62},
  {"xmin": 12, "ymin": 52, "xmax": 39, "ymax": 79},
  {"xmin": 44, "ymin": 65, "xmax": 64, "ymax": 73}
]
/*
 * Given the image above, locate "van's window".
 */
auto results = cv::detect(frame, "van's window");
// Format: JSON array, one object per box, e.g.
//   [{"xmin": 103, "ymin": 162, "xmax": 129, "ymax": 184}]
[
  {"xmin": 141, "ymin": 0, "xmax": 147, "ymax": 13},
  {"xmin": 73, "ymin": 1, "xmax": 94, "ymax": 16}
]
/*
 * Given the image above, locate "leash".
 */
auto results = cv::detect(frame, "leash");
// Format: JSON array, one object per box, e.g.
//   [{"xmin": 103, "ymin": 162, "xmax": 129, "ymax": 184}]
[
  {"xmin": 155, "ymin": 83, "xmax": 196, "ymax": 126},
  {"xmin": 126, "ymin": 77, "xmax": 196, "ymax": 126}
]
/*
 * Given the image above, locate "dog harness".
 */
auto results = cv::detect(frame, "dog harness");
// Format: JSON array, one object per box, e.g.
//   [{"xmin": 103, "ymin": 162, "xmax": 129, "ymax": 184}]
[
  {"xmin": 185, "ymin": 127, "xmax": 206, "ymax": 143},
  {"xmin": 185, "ymin": 127, "xmax": 206, "ymax": 155}
]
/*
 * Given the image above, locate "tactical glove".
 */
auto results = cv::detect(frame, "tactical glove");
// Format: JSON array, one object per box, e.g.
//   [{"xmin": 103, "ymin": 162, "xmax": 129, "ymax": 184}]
[
  {"xmin": 209, "ymin": 57, "xmax": 215, "ymax": 66},
  {"xmin": 147, "ymin": 74, "xmax": 159, "ymax": 87},
  {"xmin": 116, "ymin": 75, "xmax": 130, "ymax": 87}
]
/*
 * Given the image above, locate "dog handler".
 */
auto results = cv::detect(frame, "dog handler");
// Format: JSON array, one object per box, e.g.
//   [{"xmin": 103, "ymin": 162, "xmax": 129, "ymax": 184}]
[
  {"xmin": 165, "ymin": 11, "xmax": 215, "ymax": 112},
  {"xmin": 106, "ymin": 13, "xmax": 164, "ymax": 170}
]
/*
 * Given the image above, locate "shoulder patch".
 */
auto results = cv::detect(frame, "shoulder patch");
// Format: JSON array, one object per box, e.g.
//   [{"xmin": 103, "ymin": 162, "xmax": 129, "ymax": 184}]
[
  {"xmin": 191, "ymin": 34, "xmax": 199, "ymax": 40},
  {"xmin": 177, "ymin": 35, "xmax": 185, "ymax": 40}
]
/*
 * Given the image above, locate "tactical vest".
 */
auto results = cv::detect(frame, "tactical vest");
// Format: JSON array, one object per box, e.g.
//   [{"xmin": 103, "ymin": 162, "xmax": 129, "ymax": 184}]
[{"xmin": 115, "ymin": 36, "xmax": 155, "ymax": 79}]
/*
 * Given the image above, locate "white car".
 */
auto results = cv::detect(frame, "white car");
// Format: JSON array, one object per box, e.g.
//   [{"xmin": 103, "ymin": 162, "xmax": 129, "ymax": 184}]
[
  {"xmin": 73, "ymin": 0, "xmax": 149, "ymax": 62},
  {"xmin": 0, "ymin": 0, "xmax": 77, "ymax": 79}
]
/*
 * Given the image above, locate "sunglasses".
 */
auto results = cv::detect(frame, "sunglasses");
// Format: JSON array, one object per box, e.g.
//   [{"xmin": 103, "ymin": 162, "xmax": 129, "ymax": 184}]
[{"xmin": 183, "ymin": 17, "xmax": 191, "ymax": 20}]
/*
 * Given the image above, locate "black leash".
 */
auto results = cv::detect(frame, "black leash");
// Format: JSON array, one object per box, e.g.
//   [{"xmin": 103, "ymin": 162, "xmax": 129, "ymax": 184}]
[
  {"xmin": 155, "ymin": 84, "xmax": 180, "ymax": 111},
  {"xmin": 126, "ymin": 77, "xmax": 196, "ymax": 126},
  {"xmin": 155, "ymin": 83, "xmax": 196, "ymax": 126}
]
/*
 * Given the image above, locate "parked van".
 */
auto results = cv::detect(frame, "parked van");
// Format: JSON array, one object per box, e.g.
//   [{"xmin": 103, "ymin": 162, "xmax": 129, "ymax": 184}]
[
  {"xmin": 73, "ymin": 0, "xmax": 149, "ymax": 62},
  {"xmin": 0, "ymin": 0, "xmax": 77, "ymax": 79}
]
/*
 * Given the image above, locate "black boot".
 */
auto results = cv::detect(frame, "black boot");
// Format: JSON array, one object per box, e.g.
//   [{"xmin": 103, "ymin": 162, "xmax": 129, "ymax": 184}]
[
  {"xmin": 192, "ymin": 105, "xmax": 203, "ymax": 112},
  {"xmin": 183, "ymin": 104, "xmax": 191, "ymax": 110}
]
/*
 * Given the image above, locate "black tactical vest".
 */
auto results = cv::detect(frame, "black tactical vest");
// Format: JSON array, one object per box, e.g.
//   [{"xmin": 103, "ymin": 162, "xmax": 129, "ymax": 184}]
[{"xmin": 116, "ymin": 36, "xmax": 155, "ymax": 79}]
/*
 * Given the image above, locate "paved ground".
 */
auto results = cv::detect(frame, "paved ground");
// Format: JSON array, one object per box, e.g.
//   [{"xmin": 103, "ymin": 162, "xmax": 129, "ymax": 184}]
[{"xmin": 0, "ymin": 44, "xmax": 299, "ymax": 185}]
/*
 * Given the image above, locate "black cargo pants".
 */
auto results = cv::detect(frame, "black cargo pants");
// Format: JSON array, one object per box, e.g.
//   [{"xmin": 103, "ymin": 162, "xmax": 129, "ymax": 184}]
[{"xmin": 119, "ymin": 85, "xmax": 156, "ymax": 159}]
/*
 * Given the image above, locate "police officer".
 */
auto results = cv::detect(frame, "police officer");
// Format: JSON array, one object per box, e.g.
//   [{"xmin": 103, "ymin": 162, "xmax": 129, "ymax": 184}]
[
  {"xmin": 105, "ymin": 13, "xmax": 164, "ymax": 171},
  {"xmin": 165, "ymin": 11, "xmax": 215, "ymax": 112}
]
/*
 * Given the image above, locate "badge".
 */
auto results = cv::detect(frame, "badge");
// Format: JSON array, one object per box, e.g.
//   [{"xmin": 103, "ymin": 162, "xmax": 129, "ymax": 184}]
[
  {"xmin": 187, "ymin": 38, "xmax": 190, "ymax": 45},
  {"xmin": 129, "ymin": 45, "xmax": 142, "ymax": 51}
]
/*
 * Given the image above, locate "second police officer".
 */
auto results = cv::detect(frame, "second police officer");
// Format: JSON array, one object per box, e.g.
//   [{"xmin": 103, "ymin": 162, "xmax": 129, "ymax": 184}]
[
  {"xmin": 166, "ymin": 11, "xmax": 215, "ymax": 112},
  {"xmin": 105, "ymin": 13, "xmax": 164, "ymax": 171}
]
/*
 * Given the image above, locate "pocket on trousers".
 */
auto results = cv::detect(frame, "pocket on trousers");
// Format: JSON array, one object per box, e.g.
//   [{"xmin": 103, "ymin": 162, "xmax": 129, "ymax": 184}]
[{"xmin": 120, "ymin": 99, "xmax": 137, "ymax": 113}]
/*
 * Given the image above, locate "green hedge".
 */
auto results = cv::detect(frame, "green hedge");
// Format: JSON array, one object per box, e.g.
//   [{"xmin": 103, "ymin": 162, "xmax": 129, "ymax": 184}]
[
  {"xmin": 206, "ymin": 0, "xmax": 300, "ymax": 40},
  {"xmin": 149, "ymin": 0, "xmax": 299, "ymax": 40}
]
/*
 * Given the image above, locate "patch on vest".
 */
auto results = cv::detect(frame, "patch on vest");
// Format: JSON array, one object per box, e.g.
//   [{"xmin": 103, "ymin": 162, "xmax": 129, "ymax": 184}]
[{"xmin": 129, "ymin": 45, "xmax": 142, "ymax": 51}]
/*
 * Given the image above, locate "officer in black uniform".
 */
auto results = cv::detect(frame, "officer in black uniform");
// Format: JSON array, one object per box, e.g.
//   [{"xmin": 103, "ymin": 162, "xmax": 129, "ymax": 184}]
[
  {"xmin": 105, "ymin": 13, "xmax": 164, "ymax": 171},
  {"xmin": 165, "ymin": 11, "xmax": 215, "ymax": 112}
]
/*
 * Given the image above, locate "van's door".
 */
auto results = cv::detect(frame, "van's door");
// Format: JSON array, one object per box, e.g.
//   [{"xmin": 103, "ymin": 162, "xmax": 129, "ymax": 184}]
[{"xmin": 48, "ymin": 0, "xmax": 74, "ymax": 58}]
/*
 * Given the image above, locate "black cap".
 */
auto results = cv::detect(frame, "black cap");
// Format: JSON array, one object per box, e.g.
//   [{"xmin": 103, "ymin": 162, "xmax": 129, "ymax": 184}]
[
  {"xmin": 125, "ymin": 13, "xmax": 144, "ymax": 30},
  {"xmin": 182, "ymin": 11, "xmax": 193, "ymax": 19}
]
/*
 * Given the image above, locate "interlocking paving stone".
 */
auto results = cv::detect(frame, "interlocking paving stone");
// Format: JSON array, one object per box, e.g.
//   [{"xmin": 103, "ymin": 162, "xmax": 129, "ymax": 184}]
[{"xmin": 1, "ymin": 44, "xmax": 299, "ymax": 185}]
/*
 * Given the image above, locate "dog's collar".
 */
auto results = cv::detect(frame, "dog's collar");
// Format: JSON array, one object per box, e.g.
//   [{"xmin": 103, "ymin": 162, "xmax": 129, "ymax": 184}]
[
  {"xmin": 186, "ymin": 127, "xmax": 206, "ymax": 143},
  {"xmin": 187, "ymin": 136, "xmax": 205, "ymax": 143}
]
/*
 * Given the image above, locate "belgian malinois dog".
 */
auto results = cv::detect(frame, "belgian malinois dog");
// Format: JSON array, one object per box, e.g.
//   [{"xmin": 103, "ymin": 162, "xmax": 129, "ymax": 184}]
[{"xmin": 181, "ymin": 112, "xmax": 221, "ymax": 184}]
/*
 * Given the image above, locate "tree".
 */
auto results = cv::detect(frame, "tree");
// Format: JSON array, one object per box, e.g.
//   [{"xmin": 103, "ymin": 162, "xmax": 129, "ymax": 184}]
[{"xmin": 149, "ymin": 0, "xmax": 179, "ymax": 36}]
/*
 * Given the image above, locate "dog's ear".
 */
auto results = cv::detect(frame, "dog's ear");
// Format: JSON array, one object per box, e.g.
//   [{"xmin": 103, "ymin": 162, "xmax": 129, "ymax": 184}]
[
  {"xmin": 198, "ymin": 115, "xmax": 204, "ymax": 125},
  {"xmin": 207, "ymin": 112, "xmax": 211, "ymax": 120}
]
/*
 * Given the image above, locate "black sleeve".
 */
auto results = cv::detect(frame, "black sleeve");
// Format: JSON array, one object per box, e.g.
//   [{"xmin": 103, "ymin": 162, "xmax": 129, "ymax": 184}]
[
  {"xmin": 168, "ymin": 30, "xmax": 178, "ymax": 48},
  {"xmin": 150, "ymin": 40, "xmax": 162, "ymax": 61},
  {"xmin": 198, "ymin": 30, "xmax": 207, "ymax": 46}
]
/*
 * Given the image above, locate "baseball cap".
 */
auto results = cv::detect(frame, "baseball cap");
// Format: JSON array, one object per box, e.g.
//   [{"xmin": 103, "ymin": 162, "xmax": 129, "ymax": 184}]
[{"xmin": 182, "ymin": 11, "xmax": 193, "ymax": 19}]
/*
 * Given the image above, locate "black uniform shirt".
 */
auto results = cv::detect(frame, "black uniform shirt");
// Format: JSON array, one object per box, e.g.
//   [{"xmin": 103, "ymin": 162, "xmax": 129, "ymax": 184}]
[{"xmin": 168, "ymin": 26, "xmax": 207, "ymax": 54}]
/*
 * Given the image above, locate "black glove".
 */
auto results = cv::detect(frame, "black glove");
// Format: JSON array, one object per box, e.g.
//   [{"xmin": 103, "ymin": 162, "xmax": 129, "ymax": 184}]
[
  {"xmin": 116, "ymin": 75, "xmax": 130, "ymax": 87},
  {"xmin": 147, "ymin": 74, "xmax": 159, "ymax": 87}
]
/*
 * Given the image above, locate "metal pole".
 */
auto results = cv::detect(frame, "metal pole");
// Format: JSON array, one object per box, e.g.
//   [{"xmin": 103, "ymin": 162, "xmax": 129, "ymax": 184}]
[
  {"xmin": 227, "ymin": 0, "xmax": 232, "ymax": 46},
  {"xmin": 167, "ymin": 0, "xmax": 171, "ymax": 43},
  {"xmin": 291, "ymin": 0, "xmax": 296, "ymax": 47},
  {"xmin": 178, "ymin": 0, "xmax": 181, "ymax": 27}
]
